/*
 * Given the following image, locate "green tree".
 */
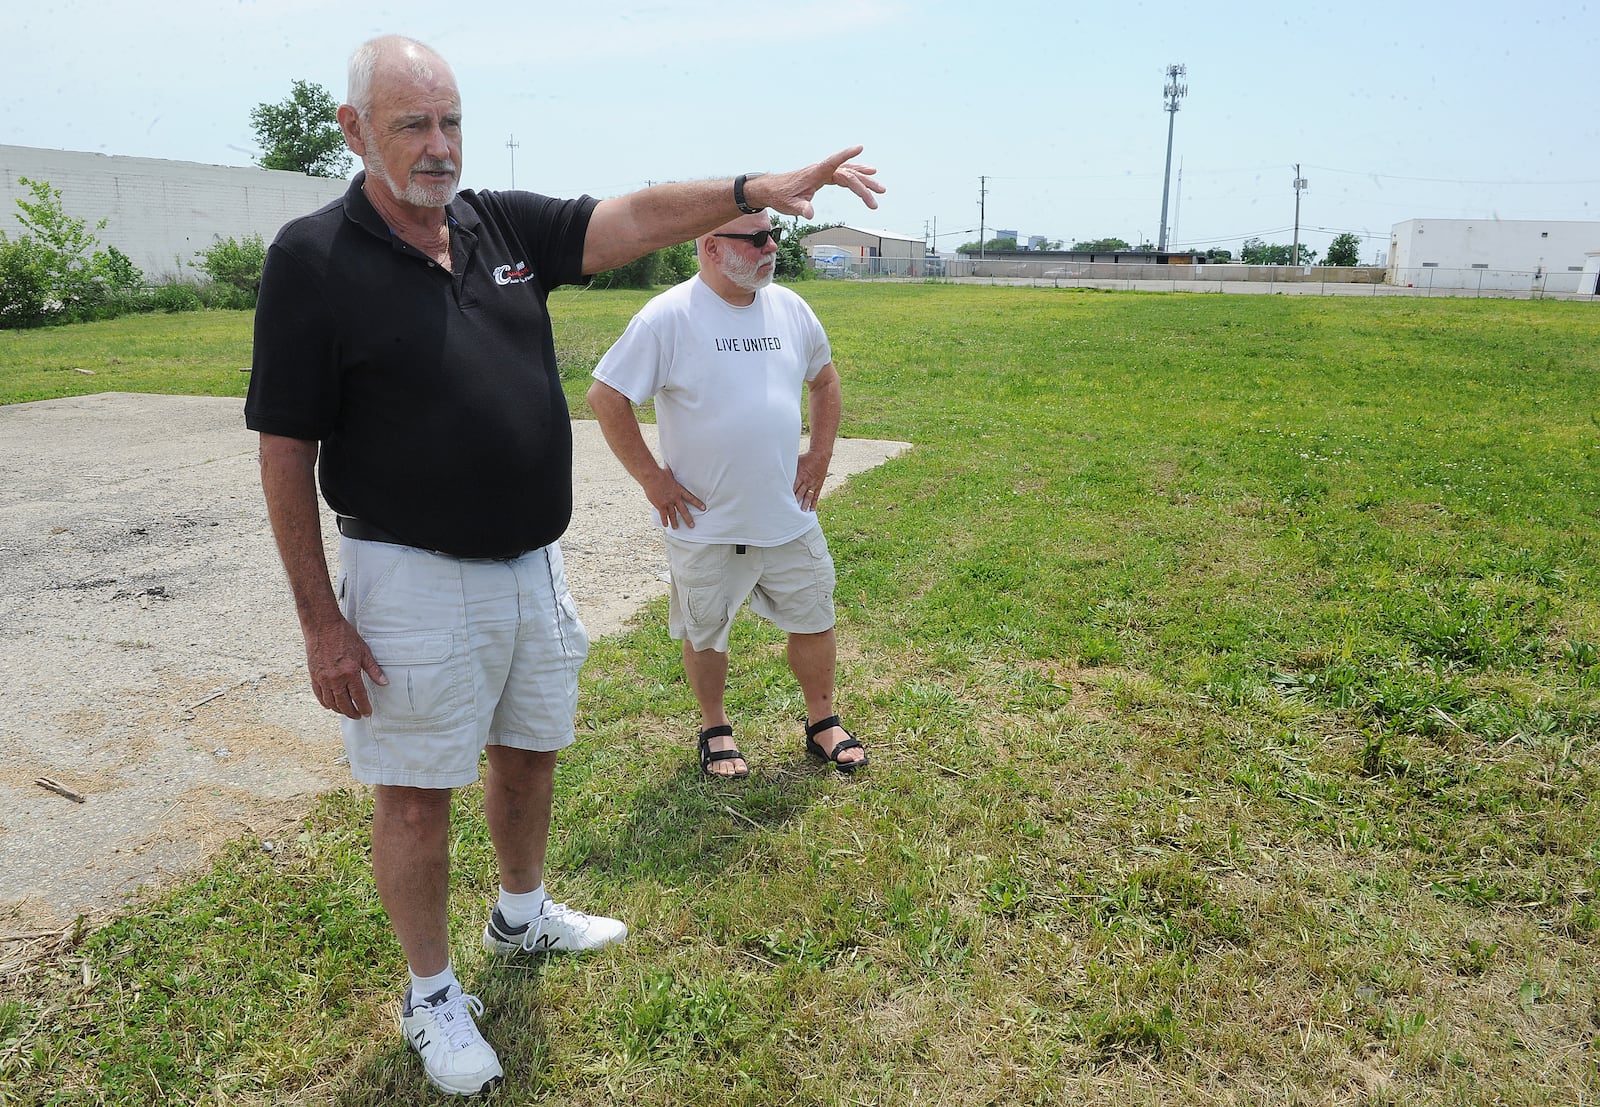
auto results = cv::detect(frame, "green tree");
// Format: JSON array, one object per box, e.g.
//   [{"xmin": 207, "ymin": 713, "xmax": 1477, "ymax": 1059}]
[
  {"xmin": 250, "ymin": 80, "xmax": 352, "ymax": 177},
  {"xmin": 1072, "ymin": 237, "xmax": 1131, "ymax": 252},
  {"xmin": 1203, "ymin": 247, "xmax": 1233, "ymax": 262},
  {"xmin": 0, "ymin": 177, "xmax": 143, "ymax": 327},
  {"xmin": 1325, "ymin": 232, "xmax": 1361, "ymax": 267},
  {"xmin": 590, "ymin": 251, "xmax": 662, "ymax": 290},
  {"xmin": 773, "ymin": 217, "xmax": 812, "ymax": 280},
  {"xmin": 1241, "ymin": 238, "xmax": 1320, "ymax": 266},
  {"xmin": 956, "ymin": 236, "xmax": 1020, "ymax": 255},
  {"xmin": 659, "ymin": 241, "xmax": 699, "ymax": 284}
]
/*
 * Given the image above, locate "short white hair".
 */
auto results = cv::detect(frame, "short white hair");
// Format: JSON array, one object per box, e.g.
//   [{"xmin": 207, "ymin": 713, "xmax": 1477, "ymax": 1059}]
[{"xmin": 346, "ymin": 35, "xmax": 447, "ymax": 116}]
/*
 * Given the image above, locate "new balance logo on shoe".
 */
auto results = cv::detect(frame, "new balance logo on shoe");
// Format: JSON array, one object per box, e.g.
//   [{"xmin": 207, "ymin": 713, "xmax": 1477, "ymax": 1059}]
[
  {"xmin": 399, "ymin": 984, "xmax": 503, "ymax": 1097},
  {"xmin": 481, "ymin": 901, "xmax": 628, "ymax": 957}
]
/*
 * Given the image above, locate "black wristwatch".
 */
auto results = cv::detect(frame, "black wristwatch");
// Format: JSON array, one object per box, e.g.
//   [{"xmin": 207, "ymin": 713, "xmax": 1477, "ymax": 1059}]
[{"xmin": 734, "ymin": 173, "xmax": 763, "ymax": 214}]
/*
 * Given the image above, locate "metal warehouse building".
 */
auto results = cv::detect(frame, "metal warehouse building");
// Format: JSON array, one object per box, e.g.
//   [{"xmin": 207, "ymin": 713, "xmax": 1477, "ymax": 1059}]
[
  {"xmin": 798, "ymin": 225, "xmax": 930, "ymax": 276},
  {"xmin": 1389, "ymin": 218, "xmax": 1600, "ymax": 295}
]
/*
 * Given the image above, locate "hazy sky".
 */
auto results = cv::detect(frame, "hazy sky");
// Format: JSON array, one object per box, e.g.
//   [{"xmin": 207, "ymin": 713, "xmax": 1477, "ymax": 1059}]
[{"xmin": 7, "ymin": 1, "xmax": 1596, "ymax": 260}]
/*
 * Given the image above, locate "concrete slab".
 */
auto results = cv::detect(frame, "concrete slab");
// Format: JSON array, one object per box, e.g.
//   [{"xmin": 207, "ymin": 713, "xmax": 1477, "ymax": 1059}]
[{"xmin": 0, "ymin": 393, "xmax": 909, "ymax": 929}]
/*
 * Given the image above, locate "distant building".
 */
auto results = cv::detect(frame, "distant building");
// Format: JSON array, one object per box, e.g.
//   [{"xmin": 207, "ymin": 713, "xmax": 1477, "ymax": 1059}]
[
  {"xmin": 1388, "ymin": 218, "xmax": 1600, "ymax": 293},
  {"xmin": 0, "ymin": 145, "xmax": 348, "ymax": 281},
  {"xmin": 797, "ymin": 225, "xmax": 928, "ymax": 276},
  {"xmin": 1583, "ymin": 252, "xmax": 1600, "ymax": 296}
]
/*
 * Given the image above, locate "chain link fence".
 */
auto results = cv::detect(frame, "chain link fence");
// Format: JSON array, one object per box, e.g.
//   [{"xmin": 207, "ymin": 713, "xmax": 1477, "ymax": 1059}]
[{"xmin": 814, "ymin": 256, "xmax": 1600, "ymax": 300}]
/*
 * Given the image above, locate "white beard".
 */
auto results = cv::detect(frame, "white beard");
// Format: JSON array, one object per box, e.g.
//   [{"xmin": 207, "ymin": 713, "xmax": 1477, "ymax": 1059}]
[
  {"xmin": 367, "ymin": 155, "xmax": 459, "ymax": 208},
  {"xmin": 719, "ymin": 246, "xmax": 775, "ymax": 293}
]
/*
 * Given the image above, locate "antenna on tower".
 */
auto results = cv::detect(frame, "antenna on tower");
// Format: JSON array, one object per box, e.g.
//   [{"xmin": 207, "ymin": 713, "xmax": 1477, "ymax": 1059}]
[
  {"xmin": 1157, "ymin": 64, "xmax": 1187, "ymax": 253},
  {"xmin": 506, "ymin": 134, "xmax": 520, "ymax": 189}
]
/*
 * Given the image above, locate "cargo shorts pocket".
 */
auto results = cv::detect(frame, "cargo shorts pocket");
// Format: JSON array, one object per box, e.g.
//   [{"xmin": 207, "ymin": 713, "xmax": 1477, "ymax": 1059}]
[
  {"xmin": 676, "ymin": 545, "xmax": 736, "ymax": 629},
  {"xmin": 363, "ymin": 632, "xmax": 464, "ymax": 733}
]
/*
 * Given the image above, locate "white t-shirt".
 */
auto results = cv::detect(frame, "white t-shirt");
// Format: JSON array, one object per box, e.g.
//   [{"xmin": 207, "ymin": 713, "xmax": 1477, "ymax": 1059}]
[{"xmin": 592, "ymin": 276, "xmax": 833, "ymax": 545}]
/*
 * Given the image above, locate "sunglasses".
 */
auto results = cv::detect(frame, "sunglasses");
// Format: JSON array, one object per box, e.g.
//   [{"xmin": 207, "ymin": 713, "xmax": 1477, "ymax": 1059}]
[{"xmin": 713, "ymin": 226, "xmax": 784, "ymax": 249}]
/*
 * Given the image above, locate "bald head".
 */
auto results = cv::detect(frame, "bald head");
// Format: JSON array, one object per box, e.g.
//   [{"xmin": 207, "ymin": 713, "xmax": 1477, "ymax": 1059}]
[
  {"xmin": 338, "ymin": 35, "xmax": 463, "ymax": 214},
  {"xmin": 347, "ymin": 35, "xmax": 453, "ymax": 118}
]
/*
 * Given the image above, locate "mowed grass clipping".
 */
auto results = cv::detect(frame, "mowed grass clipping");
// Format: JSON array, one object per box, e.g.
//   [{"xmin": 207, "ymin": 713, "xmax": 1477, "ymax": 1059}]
[{"xmin": 3, "ymin": 286, "xmax": 1599, "ymax": 1105}]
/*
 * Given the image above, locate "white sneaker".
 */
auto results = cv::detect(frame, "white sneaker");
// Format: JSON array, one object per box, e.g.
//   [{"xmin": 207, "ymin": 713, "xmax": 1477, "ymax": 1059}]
[
  {"xmin": 481, "ymin": 901, "xmax": 628, "ymax": 956},
  {"xmin": 400, "ymin": 984, "xmax": 504, "ymax": 1097}
]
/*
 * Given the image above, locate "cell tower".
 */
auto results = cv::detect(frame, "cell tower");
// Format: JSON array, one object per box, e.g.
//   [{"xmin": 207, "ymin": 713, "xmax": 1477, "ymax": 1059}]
[{"xmin": 1157, "ymin": 64, "xmax": 1186, "ymax": 253}]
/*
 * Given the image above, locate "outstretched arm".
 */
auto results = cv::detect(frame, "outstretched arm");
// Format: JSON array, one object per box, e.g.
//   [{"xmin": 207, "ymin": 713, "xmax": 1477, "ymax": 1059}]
[{"xmin": 582, "ymin": 146, "xmax": 884, "ymax": 275}]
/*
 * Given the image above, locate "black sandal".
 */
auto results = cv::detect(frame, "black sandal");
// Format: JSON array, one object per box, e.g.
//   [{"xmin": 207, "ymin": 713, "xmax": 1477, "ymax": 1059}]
[
  {"xmin": 698, "ymin": 725, "xmax": 749, "ymax": 779},
  {"xmin": 804, "ymin": 715, "xmax": 868, "ymax": 775}
]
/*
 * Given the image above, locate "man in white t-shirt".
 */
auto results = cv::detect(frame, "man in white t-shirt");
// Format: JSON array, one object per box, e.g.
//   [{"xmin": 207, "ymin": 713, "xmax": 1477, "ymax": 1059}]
[{"xmin": 588, "ymin": 212, "xmax": 868, "ymax": 779}]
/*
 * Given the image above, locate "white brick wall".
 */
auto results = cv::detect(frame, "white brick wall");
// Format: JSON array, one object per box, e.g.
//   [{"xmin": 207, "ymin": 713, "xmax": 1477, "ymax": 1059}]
[{"xmin": 0, "ymin": 145, "xmax": 348, "ymax": 282}]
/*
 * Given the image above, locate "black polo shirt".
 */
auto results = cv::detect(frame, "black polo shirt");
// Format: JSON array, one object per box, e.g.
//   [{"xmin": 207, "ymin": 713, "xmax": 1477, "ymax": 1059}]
[{"xmin": 246, "ymin": 173, "xmax": 598, "ymax": 558}]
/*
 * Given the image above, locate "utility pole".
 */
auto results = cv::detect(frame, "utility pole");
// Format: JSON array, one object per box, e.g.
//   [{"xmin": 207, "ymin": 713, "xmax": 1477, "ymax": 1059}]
[
  {"xmin": 1157, "ymin": 64, "xmax": 1186, "ymax": 253},
  {"xmin": 1291, "ymin": 165, "xmax": 1308, "ymax": 265},
  {"xmin": 506, "ymin": 134, "xmax": 520, "ymax": 189},
  {"xmin": 979, "ymin": 176, "xmax": 988, "ymax": 260}
]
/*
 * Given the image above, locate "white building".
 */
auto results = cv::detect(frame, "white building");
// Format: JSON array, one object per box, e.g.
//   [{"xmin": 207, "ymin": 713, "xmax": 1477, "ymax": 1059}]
[
  {"xmin": 0, "ymin": 145, "xmax": 348, "ymax": 282},
  {"xmin": 1388, "ymin": 218, "xmax": 1600, "ymax": 294},
  {"xmin": 1582, "ymin": 252, "xmax": 1600, "ymax": 297}
]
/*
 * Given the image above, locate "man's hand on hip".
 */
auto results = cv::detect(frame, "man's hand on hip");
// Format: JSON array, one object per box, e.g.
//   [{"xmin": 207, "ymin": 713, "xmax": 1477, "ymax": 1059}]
[{"xmin": 645, "ymin": 466, "xmax": 706, "ymax": 530}]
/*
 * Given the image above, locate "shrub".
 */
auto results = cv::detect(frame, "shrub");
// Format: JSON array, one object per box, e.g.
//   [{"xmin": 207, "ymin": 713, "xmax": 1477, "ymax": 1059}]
[
  {"xmin": 775, "ymin": 219, "xmax": 814, "ymax": 281},
  {"xmin": 659, "ymin": 241, "xmax": 698, "ymax": 284},
  {"xmin": 194, "ymin": 234, "xmax": 266, "ymax": 307},
  {"xmin": 0, "ymin": 236, "xmax": 51, "ymax": 328},
  {"xmin": 149, "ymin": 282, "xmax": 205, "ymax": 313},
  {"xmin": 591, "ymin": 250, "xmax": 663, "ymax": 290}
]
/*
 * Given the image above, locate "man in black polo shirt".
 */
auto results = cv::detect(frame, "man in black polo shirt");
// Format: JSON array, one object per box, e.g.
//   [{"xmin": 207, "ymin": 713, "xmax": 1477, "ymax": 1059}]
[{"xmin": 245, "ymin": 33, "xmax": 884, "ymax": 1098}]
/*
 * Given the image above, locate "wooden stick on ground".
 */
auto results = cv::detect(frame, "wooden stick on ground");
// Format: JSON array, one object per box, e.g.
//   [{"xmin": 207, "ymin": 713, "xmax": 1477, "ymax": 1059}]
[{"xmin": 33, "ymin": 777, "xmax": 86, "ymax": 804}]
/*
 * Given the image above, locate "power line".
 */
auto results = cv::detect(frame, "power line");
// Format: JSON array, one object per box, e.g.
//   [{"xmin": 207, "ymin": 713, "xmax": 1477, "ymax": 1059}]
[{"xmin": 1306, "ymin": 164, "xmax": 1600, "ymax": 186}]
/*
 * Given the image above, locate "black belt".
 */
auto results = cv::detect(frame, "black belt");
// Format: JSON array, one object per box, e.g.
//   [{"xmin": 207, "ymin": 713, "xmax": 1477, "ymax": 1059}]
[{"xmin": 336, "ymin": 516, "xmax": 534, "ymax": 561}]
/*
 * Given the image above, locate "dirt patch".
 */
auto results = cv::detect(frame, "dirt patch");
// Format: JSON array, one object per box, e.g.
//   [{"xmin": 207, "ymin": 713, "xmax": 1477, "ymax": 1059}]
[{"xmin": 0, "ymin": 393, "xmax": 909, "ymax": 930}]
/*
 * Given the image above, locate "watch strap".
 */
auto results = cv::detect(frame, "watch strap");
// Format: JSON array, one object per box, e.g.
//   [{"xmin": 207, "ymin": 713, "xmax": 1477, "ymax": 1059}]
[{"xmin": 734, "ymin": 173, "xmax": 763, "ymax": 215}]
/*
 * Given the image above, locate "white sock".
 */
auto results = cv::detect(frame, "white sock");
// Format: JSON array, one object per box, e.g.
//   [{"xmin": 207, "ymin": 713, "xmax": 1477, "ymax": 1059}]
[
  {"xmin": 497, "ymin": 883, "xmax": 550, "ymax": 927},
  {"xmin": 409, "ymin": 964, "xmax": 459, "ymax": 1004}
]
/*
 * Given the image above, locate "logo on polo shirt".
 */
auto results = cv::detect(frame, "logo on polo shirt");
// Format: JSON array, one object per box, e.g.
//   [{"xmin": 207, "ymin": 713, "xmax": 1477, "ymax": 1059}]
[{"xmin": 494, "ymin": 260, "xmax": 533, "ymax": 285}]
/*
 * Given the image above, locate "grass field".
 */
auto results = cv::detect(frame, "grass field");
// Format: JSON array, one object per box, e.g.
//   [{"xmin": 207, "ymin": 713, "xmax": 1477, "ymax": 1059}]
[{"xmin": 2, "ymin": 285, "xmax": 1598, "ymax": 1105}]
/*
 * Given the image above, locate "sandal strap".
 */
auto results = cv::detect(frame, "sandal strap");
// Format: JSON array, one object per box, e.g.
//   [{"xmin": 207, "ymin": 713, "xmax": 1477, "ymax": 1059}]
[
  {"xmin": 698, "ymin": 724, "xmax": 744, "ymax": 771},
  {"xmin": 804, "ymin": 715, "xmax": 843, "ymax": 740},
  {"xmin": 828, "ymin": 736, "xmax": 863, "ymax": 758}
]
